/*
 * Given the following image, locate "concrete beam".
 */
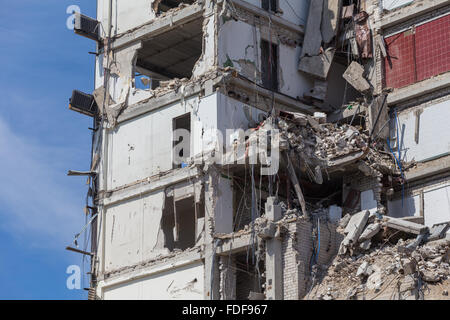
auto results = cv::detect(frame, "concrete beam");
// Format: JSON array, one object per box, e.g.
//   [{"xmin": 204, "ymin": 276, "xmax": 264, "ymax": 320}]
[
  {"xmin": 97, "ymin": 250, "xmax": 203, "ymax": 289},
  {"xmin": 229, "ymin": 0, "xmax": 305, "ymax": 35},
  {"xmin": 404, "ymin": 154, "xmax": 450, "ymax": 181},
  {"xmin": 117, "ymin": 74, "xmax": 222, "ymax": 124},
  {"xmin": 264, "ymin": 198, "xmax": 282, "ymax": 300},
  {"xmin": 112, "ymin": 3, "xmax": 204, "ymax": 50},
  {"xmin": 229, "ymin": 75, "xmax": 319, "ymax": 115},
  {"xmin": 383, "ymin": 216, "xmax": 429, "ymax": 235},
  {"xmin": 100, "ymin": 166, "xmax": 202, "ymax": 207},
  {"xmin": 327, "ymin": 150, "xmax": 367, "ymax": 170},
  {"xmin": 216, "ymin": 233, "xmax": 253, "ymax": 256},
  {"xmin": 380, "ymin": 0, "xmax": 450, "ymax": 30},
  {"xmin": 204, "ymin": 171, "xmax": 221, "ymax": 300},
  {"xmin": 118, "ymin": 70, "xmax": 317, "ymax": 125},
  {"xmin": 387, "ymin": 72, "xmax": 450, "ymax": 106},
  {"xmin": 301, "ymin": 0, "xmax": 323, "ymax": 57}
]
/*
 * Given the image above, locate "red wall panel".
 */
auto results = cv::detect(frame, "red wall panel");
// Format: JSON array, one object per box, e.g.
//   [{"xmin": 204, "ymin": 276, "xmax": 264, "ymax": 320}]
[
  {"xmin": 384, "ymin": 15, "xmax": 450, "ymax": 89},
  {"xmin": 384, "ymin": 31, "xmax": 416, "ymax": 88},
  {"xmin": 415, "ymin": 14, "xmax": 450, "ymax": 82}
]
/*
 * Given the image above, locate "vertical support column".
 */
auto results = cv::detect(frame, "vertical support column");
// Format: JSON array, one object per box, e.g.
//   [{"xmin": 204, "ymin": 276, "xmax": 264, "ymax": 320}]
[
  {"xmin": 204, "ymin": 169, "xmax": 220, "ymax": 300},
  {"xmin": 219, "ymin": 255, "xmax": 236, "ymax": 300},
  {"xmin": 265, "ymin": 197, "xmax": 283, "ymax": 300}
]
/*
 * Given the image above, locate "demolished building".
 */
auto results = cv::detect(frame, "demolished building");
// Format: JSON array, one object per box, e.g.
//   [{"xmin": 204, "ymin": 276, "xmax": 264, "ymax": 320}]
[{"xmin": 67, "ymin": 0, "xmax": 450, "ymax": 300}]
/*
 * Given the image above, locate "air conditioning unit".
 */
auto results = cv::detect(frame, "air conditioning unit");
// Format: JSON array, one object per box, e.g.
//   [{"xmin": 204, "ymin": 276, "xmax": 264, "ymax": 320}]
[
  {"xmin": 69, "ymin": 90, "xmax": 97, "ymax": 117},
  {"xmin": 74, "ymin": 12, "xmax": 100, "ymax": 41}
]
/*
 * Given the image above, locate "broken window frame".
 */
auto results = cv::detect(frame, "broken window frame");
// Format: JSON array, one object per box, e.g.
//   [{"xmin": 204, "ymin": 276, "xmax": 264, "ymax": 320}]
[
  {"xmin": 260, "ymin": 39, "xmax": 279, "ymax": 92},
  {"xmin": 162, "ymin": 181, "xmax": 204, "ymax": 252},
  {"xmin": 172, "ymin": 112, "xmax": 192, "ymax": 169},
  {"xmin": 261, "ymin": 0, "xmax": 278, "ymax": 13}
]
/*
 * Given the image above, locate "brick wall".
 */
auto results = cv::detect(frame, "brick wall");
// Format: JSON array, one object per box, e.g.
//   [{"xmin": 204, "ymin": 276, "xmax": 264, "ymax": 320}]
[
  {"xmin": 384, "ymin": 14, "xmax": 450, "ymax": 89},
  {"xmin": 281, "ymin": 220, "xmax": 312, "ymax": 300},
  {"xmin": 316, "ymin": 221, "xmax": 343, "ymax": 266},
  {"xmin": 281, "ymin": 219, "xmax": 342, "ymax": 300}
]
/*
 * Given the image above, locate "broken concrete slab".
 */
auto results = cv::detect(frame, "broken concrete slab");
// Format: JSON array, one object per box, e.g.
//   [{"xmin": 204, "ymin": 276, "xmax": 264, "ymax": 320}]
[
  {"xmin": 344, "ymin": 211, "xmax": 369, "ymax": 234},
  {"xmin": 299, "ymin": 48, "xmax": 336, "ymax": 80},
  {"xmin": 301, "ymin": 0, "xmax": 324, "ymax": 57},
  {"xmin": 339, "ymin": 214, "xmax": 351, "ymax": 229},
  {"xmin": 342, "ymin": 61, "xmax": 371, "ymax": 93},
  {"xmin": 400, "ymin": 216, "xmax": 425, "ymax": 225},
  {"xmin": 428, "ymin": 222, "xmax": 450, "ymax": 242},
  {"xmin": 383, "ymin": 216, "xmax": 429, "ymax": 235},
  {"xmin": 339, "ymin": 210, "xmax": 370, "ymax": 255},
  {"xmin": 321, "ymin": 0, "xmax": 342, "ymax": 44},
  {"xmin": 359, "ymin": 223, "xmax": 382, "ymax": 242},
  {"xmin": 356, "ymin": 261, "xmax": 371, "ymax": 277}
]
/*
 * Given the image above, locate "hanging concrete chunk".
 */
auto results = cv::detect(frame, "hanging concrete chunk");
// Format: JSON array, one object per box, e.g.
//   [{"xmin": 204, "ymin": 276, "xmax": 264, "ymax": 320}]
[
  {"xmin": 301, "ymin": 0, "xmax": 323, "ymax": 57},
  {"xmin": 321, "ymin": 0, "xmax": 342, "ymax": 44},
  {"xmin": 299, "ymin": 48, "xmax": 335, "ymax": 80},
  {"xmin": 343, "ymin": 61, "xmax": 371, "ymax": 93}
]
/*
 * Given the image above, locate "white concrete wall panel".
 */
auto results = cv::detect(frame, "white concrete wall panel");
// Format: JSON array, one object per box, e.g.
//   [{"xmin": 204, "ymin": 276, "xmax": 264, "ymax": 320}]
[
  {"xmin": 424, "ymin": 183, "xmax": 450, "ymax": 228},
  {"xmin": 97, "ymin": 0, "xmax": 155, "ymax": 37},
  {"xmin": 103, "ymin": 261, "xmax": 204, "ymax": 300},
  {"xmin": 107, "ymin": 96, "xmax": 199, "ymax": 189},
  {"xmin": 394, "ymin": 99, "xmax": 450, "ymax": 163},
  {"xmin": 242, "ymin": 0, "xmax": 309, "ymax": 26},
  {"xmin": 218, "ymin": 19, "xmax": 313, "ymax": 100},
  {"xmin": 104, "ymin": 190, "xmax": 166, "ymax": 272}
]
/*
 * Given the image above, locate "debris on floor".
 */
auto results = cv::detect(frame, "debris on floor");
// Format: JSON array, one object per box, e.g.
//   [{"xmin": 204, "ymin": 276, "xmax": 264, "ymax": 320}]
[{"xmin": 305, "ymin": 210, "xmax": 450, "ymax": 300}]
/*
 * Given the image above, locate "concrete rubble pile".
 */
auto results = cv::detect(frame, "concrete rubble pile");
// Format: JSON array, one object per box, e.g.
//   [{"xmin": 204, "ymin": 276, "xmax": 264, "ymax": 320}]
[
  {"xmin": 305, "ymin": 210, "xmax": 450, "ymax": 300},
  {"xmin": 278, "ymin": 115, "xmax": 366, "ymax": 161},
  {"xmin": 251, "ymin": 111, "xmax": 394, "ymax": 175}
]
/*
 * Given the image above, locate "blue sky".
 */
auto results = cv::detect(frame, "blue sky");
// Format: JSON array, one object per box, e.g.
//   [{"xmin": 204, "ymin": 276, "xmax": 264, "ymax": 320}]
[{"xmin": 0, "ymin": 0, "xmax": 98, "ymax": 299}]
